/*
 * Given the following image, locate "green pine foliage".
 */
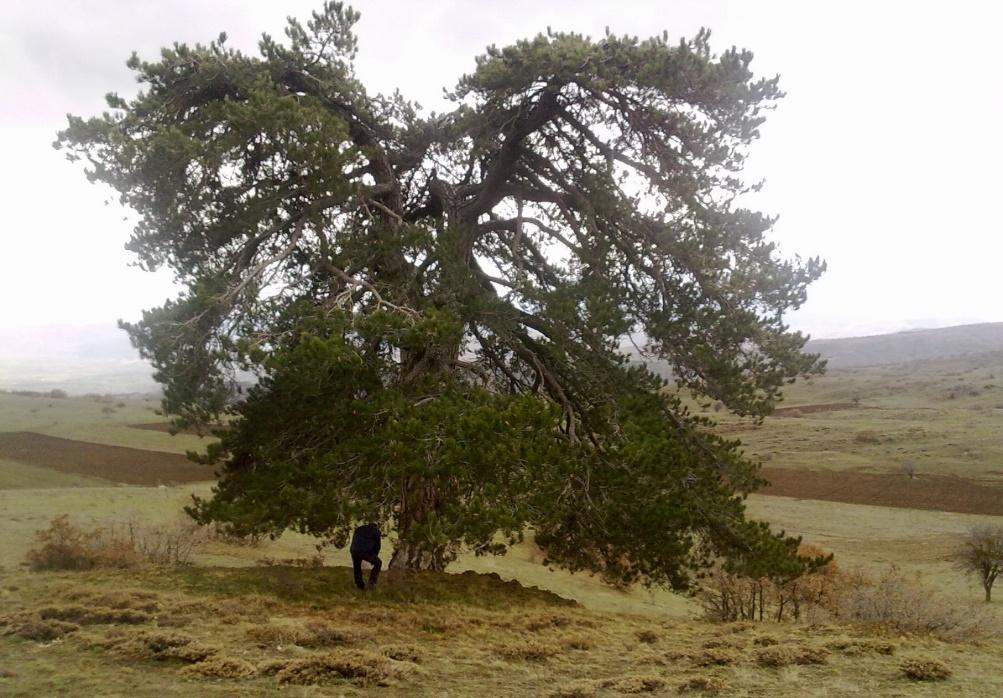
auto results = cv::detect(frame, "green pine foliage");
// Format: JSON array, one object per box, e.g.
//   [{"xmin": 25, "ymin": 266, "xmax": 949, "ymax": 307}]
[{"xmin": 56, "ymin": 3, "xmax": 825, "ymax": 585}]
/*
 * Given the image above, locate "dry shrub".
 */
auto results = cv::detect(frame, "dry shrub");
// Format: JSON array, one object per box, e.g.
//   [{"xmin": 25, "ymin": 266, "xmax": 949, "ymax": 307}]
[
  {"xmin": 636, "ymin": 629, "xmax": 659, "ymax": 644},
  {"xmin": 181, "ymin": 656, "xmax": 256, "ymax": 679},
  {"xmin": 199, "ymin": 522, "xmax": 263, "ymax": 547},
  {"xmin": 692, "ymin": 648, "xmax": 739, "ymax": 667},
  {"xmin": 274, "ymin": 651, "xmax": 390, "ymax": 685},
  {"xmin": 107, "ymin": 631, "xmax": 217, "ymax": 663},
  {"xmin": 752, "ymin": 635, "xmax": 779, "ymax": 647},
  {"xmin": 826, "ymin": 637, "xmax": 896, "ymax": 656},
  {"xmin": 26, "ymin": 515, "xmax": 205, "ymax": 571},
  {"xmin": 755, "ymin": 643, "xmax": 829, "ymax": 667},
  {"xmin": 678, "ymin": 675, "xmax": 730, "ymax": 694},
  {"xmin": 699, "ymin": 545, "xmax": 842, "ymax": 623},
  {"xmin": 3, "ymin": 617, "xmax": 79, "ymax": 641},
  {"xmin": 382, "ymin": 644, "xmax": 421, "ymax": 663},
  {"xmin": 600, "ymin": 675, "xmax": 666, "ymax": 693},
  {"xmin": 854, "ymin": 430, "xmax": 883, "ymax": 444},
  {"xmin": 562, "ymin": 633, "xmax": 595, "ymax": 651},
  {"xmin": 38, "ymin": 605, "xmax": 149, "ymax": 625},
  {"xmin": 547, "ymin": 681, "xmax": 597, "ymax": 697},
  {"xmin": 900, "ymin": 657, "xmax": 951, "ymax": 681},
  {"xmin": 496, "ymin": 640, "xmax": 559, "ymax": 662},
  {"xmin": 836, "ymin": 567, "xmax": 988, "ymax": 639}
]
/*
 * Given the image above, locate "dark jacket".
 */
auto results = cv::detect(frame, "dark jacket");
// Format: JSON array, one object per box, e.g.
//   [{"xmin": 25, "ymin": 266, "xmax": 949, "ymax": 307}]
[{"xmin": 350, "ymin": 523, "xmax": 381, "ymax": 555}]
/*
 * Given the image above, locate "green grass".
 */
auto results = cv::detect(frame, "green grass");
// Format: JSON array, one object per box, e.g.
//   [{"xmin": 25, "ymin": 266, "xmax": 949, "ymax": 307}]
[
  {"xmin": 0, "ymin": 392, "xmax": 209, "ymax": 454},
  {"xmin": 0, "ymin": 458, "xmax": 110, "ymax": 489},
  {"xmin": 709, "ymin": 353, "xmax": 1003, "ymax": 479}
]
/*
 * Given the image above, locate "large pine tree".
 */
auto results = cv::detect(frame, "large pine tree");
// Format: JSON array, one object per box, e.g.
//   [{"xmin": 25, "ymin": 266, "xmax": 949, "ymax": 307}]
[{"xmin": 58, "ymin": 3, "xmax": 825, "ymax": 585}]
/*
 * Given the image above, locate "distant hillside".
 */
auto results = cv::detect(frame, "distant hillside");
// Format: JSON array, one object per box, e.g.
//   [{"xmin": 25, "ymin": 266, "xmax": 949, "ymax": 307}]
[{"xmin": 806, "ymin": 322, "xmax": 1003, "ymax": 368}]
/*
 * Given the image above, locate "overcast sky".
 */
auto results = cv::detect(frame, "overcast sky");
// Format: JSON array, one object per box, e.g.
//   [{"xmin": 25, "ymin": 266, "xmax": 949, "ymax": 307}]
[{"xmin": 2, "ymin": 0, "xmax": 1001, "ymax": 346}]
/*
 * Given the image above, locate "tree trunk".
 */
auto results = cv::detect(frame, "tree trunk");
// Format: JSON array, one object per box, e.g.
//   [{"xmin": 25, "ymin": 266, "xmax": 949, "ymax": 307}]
[
  {"xmin": 389, "ymin": 540, "xmax": 448, "ymax": 572},
  {"xmin": 985, "ymin": 581, "xmax": 992, "ymax": 603}
]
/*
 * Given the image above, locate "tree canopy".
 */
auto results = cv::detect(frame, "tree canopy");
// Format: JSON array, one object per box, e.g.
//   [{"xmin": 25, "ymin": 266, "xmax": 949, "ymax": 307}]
[{"xmin": 57, "ymin": 2, "xmax": 825, "ymax": 586}]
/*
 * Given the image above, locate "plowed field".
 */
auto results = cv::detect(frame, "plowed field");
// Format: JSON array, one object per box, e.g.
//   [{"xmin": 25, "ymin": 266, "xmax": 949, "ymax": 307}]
[
  {"xmin": 0, "ymin": 431, "xmax": 212, "ymax": 485},
  {"xmin": 761, "ymin": 466, "xmax": 1003, "ymax": 515}
]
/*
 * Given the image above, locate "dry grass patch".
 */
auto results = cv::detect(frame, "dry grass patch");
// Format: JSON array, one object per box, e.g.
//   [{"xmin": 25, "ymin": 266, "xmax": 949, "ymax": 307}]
[
  {"xmin": 181, "ymin": 656, "xmax": 256, "ymax": 679},
  {"xmin": 677, "ymin": 675, "xmax": 730, "ymax": 694},
  {"xmin": 496, "ymin": 639, "xmax": 560, "ymax": 661},
  {"xmin": 547, "ymin": 681, "xmax": 597, "ymax": 697},
  {"xmin": 599, "ymin": 674, "xmax": 667, "ymax": 693},
  {"xmin": 381, "ymin": 644, "xmax": 421, "ymax": 662},
  {"xmin": 105, "ymin": 630, "xmax": 218, "ymax": 663},
  {"xmin": 246, "ymin": 619, "xmax": 362, "ymax": 648},
  {"xmin": 525, "ymin": 612, "xmax": 576, "ymax": 631},
  {"xmin": 37, "ymin": 604, "xmax": 149, "ymax": 625},
  {"xmin": 1, "ymin": 616, "xmax": 79, "ymax": 642},
  {"xmin": 272, "ymin": 650, "xmax": 394, "ymax": 686},
  {"xmin": 900, "ymin": 657, "xmax": 952, "ymax": 681},
  {"xmin": 636, "ymin": 629, "xmax": 659, "ymax": 644},
  {"xmin": 561, "ymin": 633, "xmax": 595, "ymax": 651}
]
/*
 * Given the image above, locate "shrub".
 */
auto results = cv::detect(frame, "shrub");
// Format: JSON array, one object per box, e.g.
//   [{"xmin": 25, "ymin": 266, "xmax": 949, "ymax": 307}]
[
  {"xmin": 26, "ymin": 516, "xmax": 205, "ymax": 571},
  {"xmin": 755, "ymin": 643, "xmax": 828, "ymax": 667},
  {"xmin": 900, "ymin": 657, "xmax": 951, "ymax": 681},
  {"xmin": 692, "ymin": 648, "xmax": 739, "ymax": 667},
  {"xmin": 854, "ymin": 430, "xmax": 883, "ymax": 444},
  {"xmin": 836, "ymin": 567, "xmax": 988, "ymax": 639}
]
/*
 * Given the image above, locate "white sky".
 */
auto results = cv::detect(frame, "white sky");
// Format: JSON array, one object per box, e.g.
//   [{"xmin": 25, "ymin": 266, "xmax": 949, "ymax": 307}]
[{"xmin": 2, "ymin": 0, "xmax": 1001, "ymax": 343}]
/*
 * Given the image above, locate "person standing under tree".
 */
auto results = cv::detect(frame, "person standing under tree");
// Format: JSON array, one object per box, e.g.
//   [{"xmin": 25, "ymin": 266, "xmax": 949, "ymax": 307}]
[{"xmin": 350, "ymin": 522, "xmax": 382, "ymax": 590}]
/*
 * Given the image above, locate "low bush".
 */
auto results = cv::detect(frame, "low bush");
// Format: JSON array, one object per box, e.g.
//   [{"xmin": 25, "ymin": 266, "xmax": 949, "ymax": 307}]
[
  {"xmin": 755, "ymin": 643, "xmax": 829, "ymax": 667},
  {"xmin": 26, "ymin": 515, "xmax": 205, "ymax": 571},
  {"xmin": 692, "ymin": 648, "xmax": 739, "ymax": 667},
  {"xmin": 836, "ymin": 567, "xmax": 988, "ymax": 639},
  {"xmin": 900, "ymin": 657, "xmax": 951, "ymax": 681}
]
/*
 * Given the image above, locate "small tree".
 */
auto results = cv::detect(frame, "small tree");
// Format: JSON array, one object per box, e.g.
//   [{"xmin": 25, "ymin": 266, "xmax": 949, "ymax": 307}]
[{"xmin": 955, "ymin": 525, "xmax": 1003, "ymax": 602}]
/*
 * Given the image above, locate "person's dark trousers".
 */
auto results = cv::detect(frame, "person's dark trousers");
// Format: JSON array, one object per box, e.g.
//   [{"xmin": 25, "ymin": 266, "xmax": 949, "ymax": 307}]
[{"xmin": 352, "ymin": 551, "xmax": 382, "ymax": 589}]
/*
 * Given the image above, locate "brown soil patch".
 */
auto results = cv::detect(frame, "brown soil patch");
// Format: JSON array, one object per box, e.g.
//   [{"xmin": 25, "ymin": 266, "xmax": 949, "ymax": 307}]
[
  {"xmin": 760, "ymin": 466, "xmax": 1003, "ymax": 515},
  {"xmin": 0, "ymin": 432, "xmax": 212, "ymax": 485},
  {"xmin": 772, "ymin": 402, "xmax": 872, "ymax": 416}
]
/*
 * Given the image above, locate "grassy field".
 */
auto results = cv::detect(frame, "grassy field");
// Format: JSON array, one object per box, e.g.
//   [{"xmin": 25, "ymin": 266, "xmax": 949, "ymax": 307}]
[
  {"xmin": 3, "ymin": 363, "xmax": 1003, "ymax": 695},
  {"xmin": 715, "ymin": 352, "xmax": 1003, "ymax": 481}
]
